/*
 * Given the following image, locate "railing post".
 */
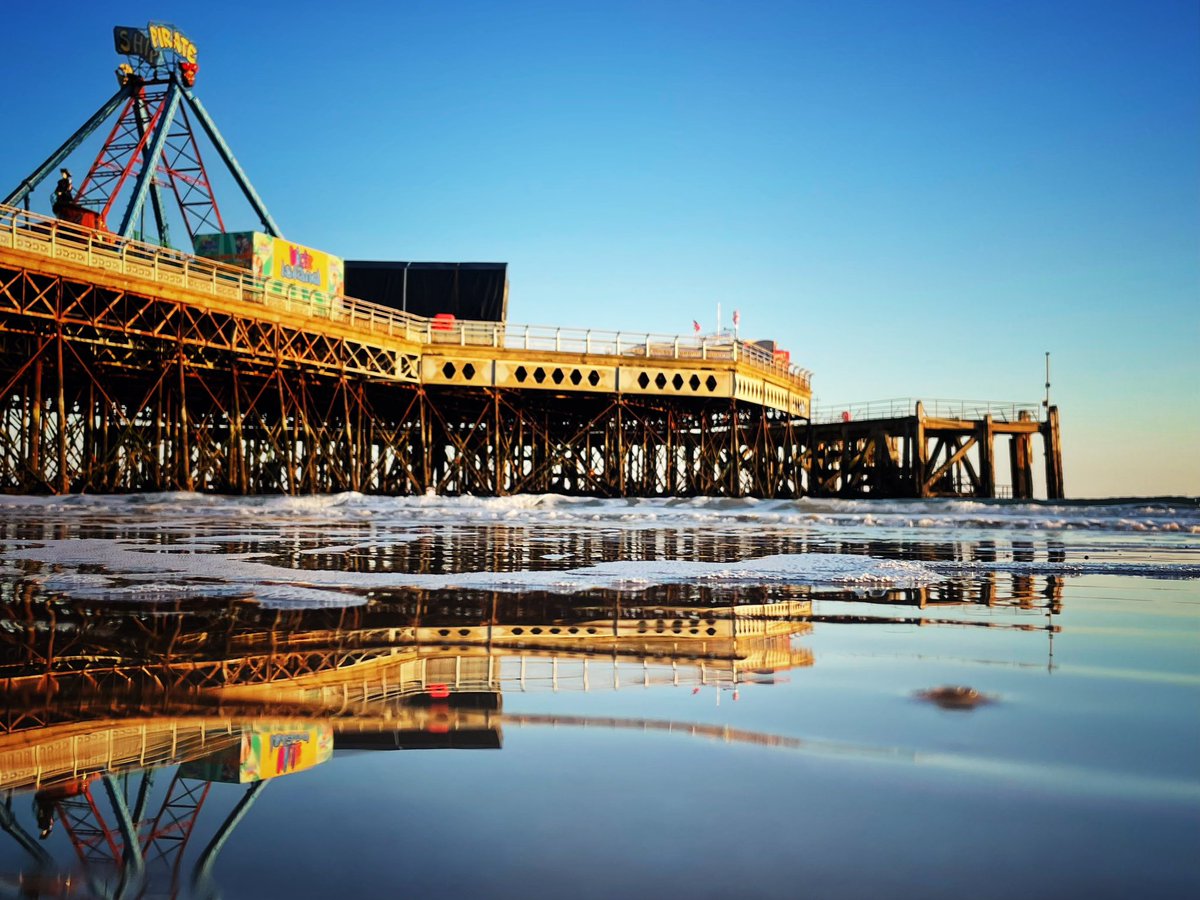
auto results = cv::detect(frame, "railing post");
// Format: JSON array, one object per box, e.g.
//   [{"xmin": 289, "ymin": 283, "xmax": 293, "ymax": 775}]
[
  {"xmin": 523, "ymin": 325, "xmax": 530, "ymax": 350},
  {"xmin": 585, "ymin": 330, "xmax": 591, "ymax": 354},
  {"xmin": 673, "ymin": 337, "xmax": 679, "ymax": 358},
  {"xmin": 615, "ymin": 332, "xmax": 621, "ymax": 354},
  {"xmin": 555, "ymin": 328, "xmax": 561, "ymax": 352},
  {"xmin": 701, "ymin": 338, "xmax": 708, "ymax": 360}
]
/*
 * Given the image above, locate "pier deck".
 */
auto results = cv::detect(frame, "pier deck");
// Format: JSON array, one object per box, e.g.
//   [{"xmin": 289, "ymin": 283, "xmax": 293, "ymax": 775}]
[
  {"xmin": 0, "ymin": 205, "xmax": 812, "ymax": 497},
  {"xmin": 0, "ymin": 205, "xmax": 1061, "ymax": 499}
]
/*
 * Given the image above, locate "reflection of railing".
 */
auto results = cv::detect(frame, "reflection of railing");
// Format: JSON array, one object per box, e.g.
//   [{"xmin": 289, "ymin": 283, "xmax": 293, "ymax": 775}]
[
  {"xmin": 0, "ymin": 720, "xmax": 242, "ymax": 793},
  {"xmin": 0, "ymin": 203, "xmax": 811, "ymax": 390},
  {"xmin": 812, "ymin": 397, "xmax": 1041, "ymax": 424}
]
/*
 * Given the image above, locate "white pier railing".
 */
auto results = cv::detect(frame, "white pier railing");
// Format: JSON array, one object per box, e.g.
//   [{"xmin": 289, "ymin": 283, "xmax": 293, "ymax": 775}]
[{"xmin": 0, "ymin": 203, "xmax": 811, "ymax": 391}]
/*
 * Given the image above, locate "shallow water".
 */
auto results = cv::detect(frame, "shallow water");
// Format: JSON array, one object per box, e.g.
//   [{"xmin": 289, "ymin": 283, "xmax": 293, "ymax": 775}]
[{"xmin": 0, "ymin": 495, "xmax": 1196, "ymax": 898}]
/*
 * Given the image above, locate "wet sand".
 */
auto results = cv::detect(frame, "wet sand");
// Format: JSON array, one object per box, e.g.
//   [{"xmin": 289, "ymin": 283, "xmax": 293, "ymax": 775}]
[{"xmin": 0, "ymin": 495, "xmax": 1196, "ymax": 897}]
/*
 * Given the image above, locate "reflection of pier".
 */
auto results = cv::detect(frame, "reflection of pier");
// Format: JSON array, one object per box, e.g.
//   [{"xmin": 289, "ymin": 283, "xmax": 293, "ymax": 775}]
[
  {"xmin": 0, "ymin": 620, "xmax": 811, "ymax": 899},
  {"xmin": 0, "ymin": 575, "xmax": 1064, "ymax": 896},
  {"xmin": 0, "ymin": 595, "xmax": 815, "ymax": 735}
]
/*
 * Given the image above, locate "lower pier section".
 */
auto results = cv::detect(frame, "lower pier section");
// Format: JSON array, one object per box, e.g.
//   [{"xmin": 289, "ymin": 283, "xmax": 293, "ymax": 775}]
[
  {"xmin": 0, "ymin": 341, "xmax": 805, "ymax": 496},
  {"xmin": 0, "ymin": 336, "xmax": 1062, "ymax": 499},
  {"xmin": 0, "ymin": 222, "xmax": 1063, "ymax": 499},
  {"xmin": 806, "ymin": 401, "xmax": 1064, "ymax": 500}
]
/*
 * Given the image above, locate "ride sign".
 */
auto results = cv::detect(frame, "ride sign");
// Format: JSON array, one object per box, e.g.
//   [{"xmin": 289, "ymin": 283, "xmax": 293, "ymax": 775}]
[{"xmin": 113, "ymin": 22, "xmax": 198, "ymax": 66}]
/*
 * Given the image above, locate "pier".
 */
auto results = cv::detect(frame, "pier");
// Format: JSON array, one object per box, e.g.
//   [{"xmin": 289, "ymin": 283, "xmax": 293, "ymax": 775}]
[
  {"xmin": 0, "ymin": 206, "xmax": 1064, "ymax": 499},
  {"xmin": 0, "ymin": 21, "xmax": 1063, "ymax": 500}
]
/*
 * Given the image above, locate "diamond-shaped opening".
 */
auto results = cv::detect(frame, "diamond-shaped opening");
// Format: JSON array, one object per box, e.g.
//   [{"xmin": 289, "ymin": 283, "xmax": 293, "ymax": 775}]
[
  {"xmin": 533, "ymin": 367, "xmax": 546, "ymax": 384},
  {"xmin": 462, "ymin": 363, "xmax": 476, "ymax": 380},
  {"xmin": 637, "ymin": 372, "xmax": 650, "ymax": 389},
  {"xmin": 705, "ymin": 375, "xmax": 718, "ymax": 391},
  {"xmin": 551, "ymin": 368, "xmax": 564, "ymax": 384},
  {"xmin": 587, "ymin": 370, "xmax": 600, "ymax": 386},
  {"xmin": 569, "ymin": 369, "xmax": 582, "ymax": 385},
  {"xmin": 441, "ymin": 361, "xmax": 457, "ymax": 378},
  {"xmin": 514, "ymin": 365, "xmax": 528, "ymax": 383},
  {"xmin": 654, "ymin": 373, "xmax": 667, "ymax": 389},
  {"xmin": 672, "ymin": 373, "xmax": 684, "ymax": 390},
  {"xmin": 689, "ymin": 374, "xmax": 701, "ymax": 391}
]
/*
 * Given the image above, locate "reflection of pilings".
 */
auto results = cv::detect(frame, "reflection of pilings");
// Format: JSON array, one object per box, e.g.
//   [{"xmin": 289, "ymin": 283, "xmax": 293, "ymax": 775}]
[
  {"xmin": 0, "ymin": 599, "xmax": 816, "ymax": 693},
  {"xmin": 191, "ymin": 781, "xmax": 267, "ymax": 900},
  {"xmin": 0, "ymin": 797, "xmax": 51, "ymax": 866},
  {"xmin": 820, "ymin": 575, "xmax": 1064, "ymax": 612},
  {"xmin": 804, "ymin": 613, "xmax": 1057, "ymax": 633},
  {"xmin": 101, "ymin": 774, "xmax": 144, "ymax": 899}
]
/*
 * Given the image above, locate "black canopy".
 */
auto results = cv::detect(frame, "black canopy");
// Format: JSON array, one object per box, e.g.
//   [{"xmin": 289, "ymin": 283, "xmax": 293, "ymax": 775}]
[{"xmin": 345, "ymin": 261, "xmax": 508, "ymax": 322}]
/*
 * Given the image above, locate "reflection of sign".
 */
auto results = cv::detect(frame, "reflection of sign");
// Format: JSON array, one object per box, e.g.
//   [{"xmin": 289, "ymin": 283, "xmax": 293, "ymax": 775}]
[
  {"xmin": 113, "ymin": 23, "xmax": 198, "ymax": 65},
  {"xmin": 179, "ymin": 725, "xmax": 333, "ymax": 784},
  {"xmin": 193, "ymin": 231, "xmax": 344, "ymax": 310}
]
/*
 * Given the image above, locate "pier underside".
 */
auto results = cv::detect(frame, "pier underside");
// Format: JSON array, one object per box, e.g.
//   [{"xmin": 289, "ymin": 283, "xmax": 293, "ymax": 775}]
[{"xmin": 0, "ymin": 339, "xmax": 805, "ymax": 497}]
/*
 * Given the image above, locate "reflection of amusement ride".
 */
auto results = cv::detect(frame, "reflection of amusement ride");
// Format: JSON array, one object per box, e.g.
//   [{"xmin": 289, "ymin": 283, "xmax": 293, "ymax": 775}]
[{"xmin": 0, "ymin": 583, "xmax": 818, "ymax": 897}]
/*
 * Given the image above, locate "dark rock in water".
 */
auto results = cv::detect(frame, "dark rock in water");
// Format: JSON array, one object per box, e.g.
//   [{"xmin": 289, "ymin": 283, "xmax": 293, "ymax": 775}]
[{"xmin": 915, "ymin": 685, "xmax": 994, "ymax": 710}]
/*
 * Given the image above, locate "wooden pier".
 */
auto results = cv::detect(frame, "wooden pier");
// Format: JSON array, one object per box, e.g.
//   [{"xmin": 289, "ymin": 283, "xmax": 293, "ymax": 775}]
[
  {"xmin": 807, "ymin": 400, "xmax": 1064, "ymax": 499},
  {"xmin": 0, "ymin": 205, "xmax": 1062, "ymax": 499}
]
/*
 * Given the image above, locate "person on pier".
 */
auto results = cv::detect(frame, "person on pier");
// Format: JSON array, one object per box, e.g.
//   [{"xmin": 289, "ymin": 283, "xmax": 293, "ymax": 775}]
[{"xmin": 51, "ymin": 168, "xmax": 73, "ymax": 214}]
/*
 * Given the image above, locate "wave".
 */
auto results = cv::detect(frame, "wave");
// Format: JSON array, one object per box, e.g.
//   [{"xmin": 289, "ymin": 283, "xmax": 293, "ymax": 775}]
[{"xmin": 0, "ymin": 492, "xmax": 1196, "ymax": 534}]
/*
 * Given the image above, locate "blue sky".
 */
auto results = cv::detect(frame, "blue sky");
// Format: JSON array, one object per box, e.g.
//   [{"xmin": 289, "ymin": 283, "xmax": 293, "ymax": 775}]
[{"xmin": 2, "ymin": 1, "xmax": 1197, "ymax": 496}]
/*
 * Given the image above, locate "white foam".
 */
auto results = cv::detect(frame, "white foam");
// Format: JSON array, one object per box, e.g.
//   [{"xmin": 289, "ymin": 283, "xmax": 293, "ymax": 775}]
[
  {"xmin": 2, "ymin": 537, "xmax": 941, "ymax": 608},
  {"xmin": 1, "ymin": 493, "xmax": 1195, "ymax": 609},
  {"xmin": 1, "ymin": 492, "xmax": 1194, "ymax": 534}
]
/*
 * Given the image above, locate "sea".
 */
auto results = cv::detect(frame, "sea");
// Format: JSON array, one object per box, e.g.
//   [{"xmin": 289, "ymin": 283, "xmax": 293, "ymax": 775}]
[{"xmin": 0, "ymin": 493, "xmax": 1197, "ymax": 898}]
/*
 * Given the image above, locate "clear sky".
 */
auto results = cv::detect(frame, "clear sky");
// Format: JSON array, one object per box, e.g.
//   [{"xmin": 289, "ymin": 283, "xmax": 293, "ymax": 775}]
[{"xmin": 2, "ymin": 1, "xmax": 1197, "ymax": 497}]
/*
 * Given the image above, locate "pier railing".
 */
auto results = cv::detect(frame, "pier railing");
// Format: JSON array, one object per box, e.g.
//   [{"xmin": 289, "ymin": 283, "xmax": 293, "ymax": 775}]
[
  {"xmin": 812, "ymin": 398, "xmax": 1042, "ymax": 424},
  {"xmin": 0, "ymin": 204, "xmax": 810, "ymax": 390}
]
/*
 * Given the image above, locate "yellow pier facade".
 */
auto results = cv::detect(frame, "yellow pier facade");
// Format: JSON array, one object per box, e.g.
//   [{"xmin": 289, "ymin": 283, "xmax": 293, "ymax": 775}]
[{"xmin": 0, "ymin": 205, "xmax": 811, "ymax": 497}]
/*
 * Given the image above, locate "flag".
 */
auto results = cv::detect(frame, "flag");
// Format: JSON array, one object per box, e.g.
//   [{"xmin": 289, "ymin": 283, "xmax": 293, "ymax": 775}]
[
  {"xmin": 732, "ymin": 309, "xmax": 740, "ymax": 327},
  {"xmin": 692, "ymin": 320, "xmax": 701, "ymax": 333}
]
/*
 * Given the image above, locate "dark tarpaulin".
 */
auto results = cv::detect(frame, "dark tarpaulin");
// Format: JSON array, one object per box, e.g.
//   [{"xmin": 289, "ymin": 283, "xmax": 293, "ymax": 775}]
[{"xmin": 345, "ymin": 261, "xmax": 508, "ymax": 322}]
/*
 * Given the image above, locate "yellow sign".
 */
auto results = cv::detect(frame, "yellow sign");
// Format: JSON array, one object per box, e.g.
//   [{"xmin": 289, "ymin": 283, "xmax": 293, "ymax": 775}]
[
  {"xmin": 113, "ymin": 23, "xmax": 197, "ymax": 65},
  {"xmin": 148, "ymin": 24, "xmax": 198, "ymax": 64},
  {"xmin": 179, "ymin": 725, "xmax": 333, "ymax": 784},
  {"xmin": 193, "ymin": 231, "xmax": 345, "ymax": 310},
  {"xmin": 254, "ymin": 234, "xmax": 345, "ymax": 305}
]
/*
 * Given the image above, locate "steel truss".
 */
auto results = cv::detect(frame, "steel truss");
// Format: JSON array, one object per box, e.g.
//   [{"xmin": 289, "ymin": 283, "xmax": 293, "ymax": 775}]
[
  {"xmin": 4, "ymin": 72, "xmax": 279, "ymax": 242},
  {"xmin": 0, "ymin": 262, "xmax": 809, "ymax": 497}
]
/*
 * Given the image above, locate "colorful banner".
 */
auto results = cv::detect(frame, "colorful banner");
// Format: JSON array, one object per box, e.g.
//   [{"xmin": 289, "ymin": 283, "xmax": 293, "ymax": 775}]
[
  {"xmin": 193, "ymin": 232, "xmax": 344, "ymax": 311},
  {"xmin": 253, "ymin": 234, "xmax": 344, "ymax": 306},
  {"xmin": 180, "ymin": 725, "xmax": 333, "ymax": 784}
]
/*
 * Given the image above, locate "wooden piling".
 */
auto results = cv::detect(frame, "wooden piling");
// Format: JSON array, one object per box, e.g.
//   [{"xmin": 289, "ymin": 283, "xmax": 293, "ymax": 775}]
[{"xmin": 1043, "ymin": 406, "xmax": 1064, "ymax": 499}]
